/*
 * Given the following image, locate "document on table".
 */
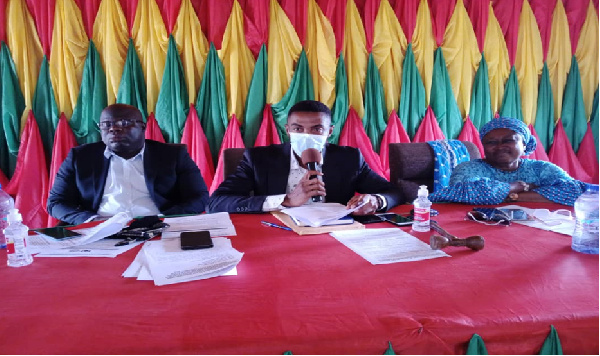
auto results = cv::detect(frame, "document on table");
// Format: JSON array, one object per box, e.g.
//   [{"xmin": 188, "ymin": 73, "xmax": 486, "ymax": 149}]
[
  {"xmin": 281, "ymin": 202, "xmax": 366, "ymax": 227},
  {"xmin": 122, "ymin": 237, "xmax": 243, "ymax": 286},
  {"xmin": 32, "ymin": 238, "xmax": 143, "ymax": 257},
  {"xmin": 501, "ymin": 204, "xmax": 575, "ymax": 235},
  {"xmin": 330, "ymin": 228, "xmax": 448, "ymax": 264},
  {"xmin": 161, "ymin": 212, "xmax": 237, "ymax": 239}
]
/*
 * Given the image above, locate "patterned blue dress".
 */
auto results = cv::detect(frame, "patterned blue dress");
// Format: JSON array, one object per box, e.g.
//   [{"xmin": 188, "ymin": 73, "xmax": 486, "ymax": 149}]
[{"xmin": 429, "ymin": 159, "xmax": 587, "ymax": 206}]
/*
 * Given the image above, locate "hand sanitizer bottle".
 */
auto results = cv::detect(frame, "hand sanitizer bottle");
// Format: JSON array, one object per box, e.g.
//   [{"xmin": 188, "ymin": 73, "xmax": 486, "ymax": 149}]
[
  {"xmin": 5, "ymin": 208, "xmax": 33, "ymax": 267},
  {"xmin": 412, "ymin": 185, "xmax": 432, "ymax": 232}
]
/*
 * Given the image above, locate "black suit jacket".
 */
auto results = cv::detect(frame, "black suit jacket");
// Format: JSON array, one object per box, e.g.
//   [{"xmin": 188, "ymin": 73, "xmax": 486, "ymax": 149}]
[
  {"xmin": 208, "ymin": 143, "xmax": 404, "ymax": 213},
  {"xmin": 47, "ymin": 140, "xmax": 209, "ymax": 225}
]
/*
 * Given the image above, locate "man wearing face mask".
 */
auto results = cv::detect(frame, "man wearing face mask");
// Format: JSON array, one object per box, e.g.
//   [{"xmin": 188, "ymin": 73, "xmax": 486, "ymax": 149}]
[{"xmin": 208, "ymin": 100, "xmax": 404, "ymax": 215}]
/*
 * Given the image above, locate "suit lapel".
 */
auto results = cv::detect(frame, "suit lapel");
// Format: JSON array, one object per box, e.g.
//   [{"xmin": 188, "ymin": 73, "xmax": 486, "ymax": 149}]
[
  {"xmin": 143, "ymin": 141, "xmax": 158, "ymax": 197},
  {"xmin": 267, "ymin": 144, "xmax": 291, "ymax": 195},
  {"xmin": 92, "ymin": 144, "xmax": 111, "ymax": 209}
]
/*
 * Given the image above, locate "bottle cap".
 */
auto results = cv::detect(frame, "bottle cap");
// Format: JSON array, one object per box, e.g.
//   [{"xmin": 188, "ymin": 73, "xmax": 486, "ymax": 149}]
[
  {"xmin": 586, "ymin": 184, "xmax": 599, "ymax": 193},
  {"xmin": 417, "ymin": 185, "xmax": 429, "ymax": 197},
  {"xmin": 7, "ymin": 208, "xmax": 22, "ymax": 223}
]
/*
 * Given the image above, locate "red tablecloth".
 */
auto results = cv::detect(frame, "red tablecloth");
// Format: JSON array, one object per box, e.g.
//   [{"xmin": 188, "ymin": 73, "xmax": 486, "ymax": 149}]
[{"xmin": 0, "ymin": 203, "xmax": 598, "ymax": 354}]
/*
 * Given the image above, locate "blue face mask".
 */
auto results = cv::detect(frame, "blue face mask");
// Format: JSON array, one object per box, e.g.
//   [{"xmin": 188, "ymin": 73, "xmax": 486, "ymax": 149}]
[{"xmin": 289, "ymin": 132, "xmax": 328, "ymax": 157}]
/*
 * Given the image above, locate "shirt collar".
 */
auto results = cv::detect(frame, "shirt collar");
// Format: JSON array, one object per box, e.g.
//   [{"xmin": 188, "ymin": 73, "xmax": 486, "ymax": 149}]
[{"xmin": 104, "ymin": 144, "xmax": 145, "ymax": 161}]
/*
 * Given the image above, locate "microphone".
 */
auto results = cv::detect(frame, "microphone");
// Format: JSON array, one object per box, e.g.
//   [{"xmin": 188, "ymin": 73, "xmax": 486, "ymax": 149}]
[{"xmin": 301, "ymin": 148, "xmax": 323, "ymax": 203}]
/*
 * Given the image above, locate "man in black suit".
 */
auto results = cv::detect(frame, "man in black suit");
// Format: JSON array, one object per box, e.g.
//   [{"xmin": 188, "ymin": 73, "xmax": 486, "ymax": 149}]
[
  {"xmin": 47, "ymin": 104, "xmax": 209, "ymax": 225},
  {"xmin": 208, "ymin": 100, "xmax": 404, "ymax": 214}
]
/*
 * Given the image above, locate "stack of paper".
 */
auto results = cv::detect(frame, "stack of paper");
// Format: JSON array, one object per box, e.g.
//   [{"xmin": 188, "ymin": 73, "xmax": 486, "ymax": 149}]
[
  {"xmin": 123, "ymin": 237, "xmax": 243, "ymax": 286},
  {"xmin": 330, "ymin": 228, "xmax": 448, "ymax": 264},
  {"xmin": 161, "ymin": 212, "xmax": 237, "ymax": 238},
  {"xmin": 281, "ymin": 202, "xmax": 365, "ymax": 227}
]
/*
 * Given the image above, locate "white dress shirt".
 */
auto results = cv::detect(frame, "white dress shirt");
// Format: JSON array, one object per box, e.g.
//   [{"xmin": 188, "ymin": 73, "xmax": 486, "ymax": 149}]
[{"xmin": 96, "ymin": 146, "xmax": 161, "ymax": 218}]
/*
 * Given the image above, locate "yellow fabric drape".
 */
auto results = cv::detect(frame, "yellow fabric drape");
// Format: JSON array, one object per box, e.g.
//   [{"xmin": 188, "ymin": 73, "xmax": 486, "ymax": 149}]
[
  {"xmin": 266, "ymin": 0, "xmax": 302, "ymax": 104},
  {"xmin": 173, "ymin": 0, "xmax": 208, "ymax": 105},
  {"xmin": 92, "ymin": 0, "xmax": 128, "ymax": 106},
  {"xmin": 131, "ymin": 0, "xmax": 168, "ymax": 114},
  {"xmin": 6, "ymin": 0, "xmax": 44, "ymax": 131},
  {"xmin": 219, "ymin": 0, "xmax": 256, "ymax": 122},
  {"xmin": 484, "ymin": 2, "xmax": 510, "ymax": 115},
  {"xmin": 305, "ymin": 0, "xmax": 336, "ymax": 108},
  {"xmin": 412, "ymin": 0, "xmax": 435, "ymax": 105},
  {"xmin": 49, "ymin": 0, "xmax": 88, "ymax": 119},
  {"xmin": 372, "ymin": 0, "xmax": 407, "ymax": 116},
  {"xmin": 514, "ymin": 0, "xmax": 543, "ymax": 125},
  {"xmin": 546, "ymin": 0, "xmax": 572, "ymax": 122},
  {"xmin": 441, "ymin": 0, "xmax": 479, "ymax": 118},
  {"xmin": 342, "ymin": 0, "xmax": 367, "ymax": 118},
  {"xmin": 575, "ymin": 1, "xmax": 599, "ymax": 120}
]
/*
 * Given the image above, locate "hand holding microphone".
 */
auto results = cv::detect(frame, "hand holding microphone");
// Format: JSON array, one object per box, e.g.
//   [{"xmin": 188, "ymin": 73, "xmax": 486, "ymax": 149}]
[
  {"xmin": 282, "ymin": 148, "xmax": 326, "ymax": 207},
  {"xmin": 301, "ymin": 148, "xmax": 325, "ymax": 203}
]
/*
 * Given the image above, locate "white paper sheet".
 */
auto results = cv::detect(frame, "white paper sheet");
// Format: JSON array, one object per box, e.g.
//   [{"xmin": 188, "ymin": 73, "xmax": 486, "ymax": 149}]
[
  {"xmin": 331, "ymin": 228, "xmax": 448, "ymax": 264},
  {"xmin": 282, "ymin": 202, "xmax": 366, "ymax": 227},
  {"xmin": 501, "ymin": 204, "xmax": 576, "ymax": 236},
  {"xmin": 34, "ymin": 239, "xmax": 143, "ymax": 257},
  {"xmin": 162, "ymin": 212, "xmax": 237, "ymax": 238}
]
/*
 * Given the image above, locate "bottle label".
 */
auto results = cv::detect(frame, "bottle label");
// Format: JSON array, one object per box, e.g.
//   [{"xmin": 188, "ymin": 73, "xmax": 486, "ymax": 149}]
[
  {"xmin": 414, "ymin": 207, "xmax": 430, "ymax": 222},
  {"xmin": 6, "ymin": 242, "xmax": 14, "ymax": 254}
]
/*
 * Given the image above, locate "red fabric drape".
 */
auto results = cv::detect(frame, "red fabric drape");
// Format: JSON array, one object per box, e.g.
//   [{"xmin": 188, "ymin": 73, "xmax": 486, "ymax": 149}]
[
  {"xmin": 576, "ymin": 123, "xmax": 599, "ymax": 184},
  {"xmin": 145, "ymin": 113, "xmax": 166, "ymax": 143},
  {"xmin": 492, "ymin": 0, "xmax": 524, "ymax": 65},
  {"xmin": 413, "ymin": 106, "xmax": 446, "ymax": 142},
  {"xmin": 281, "ymin": 0, "xmax": 308, "ymax": 46},
  {"xmin": 4, "ymin": 111, "xmax": 48, "ymax": 229},
  {"xmin": 428, "ymin": 0, "xmax": 456, "ymax": 46},
  {"xmin": 156, "ymin": 0, "xmax": 181, "ymax": 34},
  {"xmin": 209, "ymin": 115, "xmax": 245, "ymax": 193},
  {"xmin": 564, "ymin": 0, "xmax": 591, "ymax": 54},
  {"xmin": 354, "ymin": 0, "xmax": 380, "ymax": 53},
  {"xmin": 529, "ymin": 0, "xmax": 557, "ymax": 61},
  {"xmin": 548, "ymin": 118, "xmax": 591, "ymax": 182},
  {"xmin": 192, "ymin": 0, "xmax": 233, "ymax": 49},
  {"xmin": 254, "ymin": 104, "xmax": 281, "ymax": 147},
  {"xmin": 458, "ymin": 116, "xmax": 484, "ymax": 157},
  {"xmin": 526, "ymin": 124, "xmax": 550, "ymax": 161},
  {"xmin": 118, "ymin": 0, "xmax": 138, "ymax": 37},
  {"xmin": 0, "ymin": 0, "xmax": 7, "ymax": 43},
  {"xmin": 391, "ymin": 0, "xmax": 419, "ymax": 42},
  {"xmin": 46, "ymin": 114, "xmax": 78, "ymax": 227},
  {"xmin": 464, "ymin": 0, "xmax": 490, "ymax": 53},
  {"xmin": 25, "ymin": 0, "xmax": 56, "ymax": 57},
  {"xmin": 181, "ymin": 105, "xmax": 215, "ymax": 190},
  {"xmin": 317, "ymin": 0, "xmax": 347, "ymax": 56},
  {"xmin": 338, "ymin": 107, "xmax": 386, "ymax": 178},
  {"xmin": 0, "ymin": 168, "xmax": 8, "ymax": 188},
  {"xmin": 73, "ymin": 0, "xmax": 101, "ymax": 39},
  {"xmin": 240, "ymin": 0, "xmax": 269, "ymax": 58},
  {"xmin": 380, "ymin": 110, "xmax": 410, "ymax": 180}
]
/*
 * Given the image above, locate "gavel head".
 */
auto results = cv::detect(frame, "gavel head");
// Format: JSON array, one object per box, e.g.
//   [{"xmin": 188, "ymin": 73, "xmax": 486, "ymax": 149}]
[{"xmin": 430, "ymin": 235, "xmax": 485, "ymax": 251}]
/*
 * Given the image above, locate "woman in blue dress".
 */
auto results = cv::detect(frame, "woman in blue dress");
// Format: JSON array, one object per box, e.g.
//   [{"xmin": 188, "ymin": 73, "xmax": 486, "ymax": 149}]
[{"xmin": 430, "ymin": 117, "xmax": 587, "ymax": 206}]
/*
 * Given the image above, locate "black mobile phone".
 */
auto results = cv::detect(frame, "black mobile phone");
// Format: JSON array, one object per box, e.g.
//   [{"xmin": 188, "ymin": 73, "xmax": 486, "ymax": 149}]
[
  {"xmin": 35, "ymin": 227, "xmax": 82, "ymax": 240},
  {"xmin": 180, "ymin": 231, "xmax": 213, "ymax": 250},
  {"xmin": 378, "ymin": 213, "xmax": 414, "ymax": 226},
  {"xmin": 352, "ymin": 214, "xmax": 385, "ymax": 224},
  {"xmin": 497, "ymin": 208, "xmax": 529, "ymax": 221}
]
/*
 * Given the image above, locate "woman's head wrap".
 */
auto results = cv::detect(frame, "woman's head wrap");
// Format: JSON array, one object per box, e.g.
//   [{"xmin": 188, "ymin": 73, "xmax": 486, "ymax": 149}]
[{"xmin": 479, "ymin": 117, "xmax": 537, "ymax": 155}]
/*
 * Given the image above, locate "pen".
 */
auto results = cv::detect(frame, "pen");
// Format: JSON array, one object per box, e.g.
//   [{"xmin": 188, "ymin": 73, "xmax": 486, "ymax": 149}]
[{"xmin": 261, "ymin": 221, "xmax": 292, "ymax": 231}]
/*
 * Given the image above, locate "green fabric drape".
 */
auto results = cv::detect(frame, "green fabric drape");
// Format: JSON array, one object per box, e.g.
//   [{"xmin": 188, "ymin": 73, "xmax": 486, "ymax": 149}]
[
  {"xmin": 398, "ymin": 43, "xmax": 426, "ymax": 139},
  {"xmin": 363, "ymin": 52, "xmax": 387, "ymax": 152},
  {"xmin": 155, "ymin": 35, "xmax": 189, "ymax": 144},
  {"xmin": 271, "ymin": 49, "xmax": 314, "ymax": 143},
  {"xmin": 590, "ymin": 86, "xmax": 598, "ymax": 157},
  {"xmin": 383, "ymin": 341, "xmax": 396, "ymax": 355},
  {"xmin": 328, "ymin": 53, "xmax": 349, "ymax": 144},
  {"xmin": 561, "ymin": 56, "xmax": 587, "ymax": 153},
  {"xmin": 534, "ymin": 63, "xmax": 555, "ymax": 152},
  {"xmin": 539, "ymin": 325, "xmax": 563, "ymax": 355},
  {"xmin": 117, "ymin": 38, "xmax": 148, "ymax": 119},
  {"xmin": 0, "ymin": 42, "xmax": 24, "ymax": 178},
  {"xmin": 242, "ymin": 44, "xmax": 267, "ymax": 148},
  {"xmin": 32, "ymin": 55, "xmax": 59, "ymax": 162},
  {"xmin": 499, "ymin": 66, "xmax": 524, "ymax": 122},
  {"xmin": 469, "ymin": 53, "xmax": 492, "ymax": 130},
  {"xmin": 466, "ymin": 334, "xmax": 488, "ymax": 355},
  {"xmin": 70, "ymin": 40, "xmax": 106, "ymax": 145},
  {"xmin": 430, "ymin": 47, "xmax": 462, "ymax": 140},
  {"xmin": 195, "ymin": 43, "xmax": 228, "ymax": 163}
]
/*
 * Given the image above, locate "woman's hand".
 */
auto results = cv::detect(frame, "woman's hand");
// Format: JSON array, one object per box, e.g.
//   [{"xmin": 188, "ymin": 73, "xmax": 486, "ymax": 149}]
[{"xmin": 509, "ymin": 181, "xmax": 533, "ymax": 194}]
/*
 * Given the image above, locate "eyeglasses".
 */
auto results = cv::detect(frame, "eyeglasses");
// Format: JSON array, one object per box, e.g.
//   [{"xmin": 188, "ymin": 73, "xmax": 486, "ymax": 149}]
[{"xmin": 98, "ymin": 119, "xmax": 144, "ymax": 130}]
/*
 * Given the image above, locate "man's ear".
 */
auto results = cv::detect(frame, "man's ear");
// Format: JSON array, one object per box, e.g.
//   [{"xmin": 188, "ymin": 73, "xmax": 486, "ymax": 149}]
[
  {"xmin": 327, "ymin": 125, "xmax": 334, "ymax": 137},
  {"xmin": 140, "ymin": 122, "xmax": 147, "ymax": 130}
]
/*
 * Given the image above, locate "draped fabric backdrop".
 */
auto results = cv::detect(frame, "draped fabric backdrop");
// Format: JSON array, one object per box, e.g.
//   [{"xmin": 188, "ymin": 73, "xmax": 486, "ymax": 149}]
[{"xmin": 0, "ymin": 0, "xmax": 597, "ymax": 228}]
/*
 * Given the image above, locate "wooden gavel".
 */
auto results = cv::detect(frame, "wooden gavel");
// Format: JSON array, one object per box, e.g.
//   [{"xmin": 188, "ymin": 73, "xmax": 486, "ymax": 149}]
[{"xmin": 429, "ymin": 221, "xmax": 485, "ymax": 251}]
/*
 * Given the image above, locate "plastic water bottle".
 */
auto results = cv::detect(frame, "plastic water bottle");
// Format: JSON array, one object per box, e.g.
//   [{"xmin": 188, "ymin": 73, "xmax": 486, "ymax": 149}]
[
  {"xmin": 412, "ymin": 185, "xmax": 432, "ymax": 232},
  {"xmin": 571, "ymin": 185, "xmax": 599, "ymax": 254},
  {"xmin": 0, "ymin": 184, "xmax": 15, "ymax": 248},
  {"xmin": 5, "ymin": 208, "xmax": 33, "ymax": 267}
]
